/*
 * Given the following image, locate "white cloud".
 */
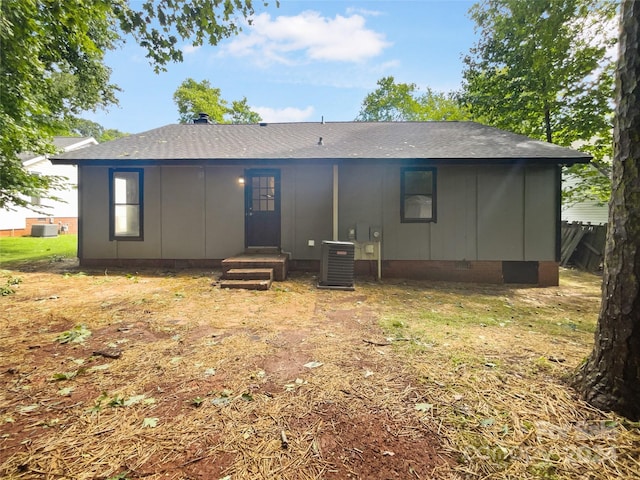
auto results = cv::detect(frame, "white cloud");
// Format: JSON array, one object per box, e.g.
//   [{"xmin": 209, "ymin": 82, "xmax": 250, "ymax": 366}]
[
  {"xmin": 254, "ymin": 106, "xmax": 315, "ymax": 123},
  {"xmin": 345, "ymin": 7, "xmax": 383, "ymax": 17},
  {"xmin": 182, "ymin": 44, "xmax": 201, "ymax": 55},
  {"xmin": 223, "ymin": 11, "xmax": 391, "ymax": 64}
]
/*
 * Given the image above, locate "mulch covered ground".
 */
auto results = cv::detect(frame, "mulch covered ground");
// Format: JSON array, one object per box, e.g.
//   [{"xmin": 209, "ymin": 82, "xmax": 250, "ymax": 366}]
[{"xmin": 0, "ymin": 260, "xmax": 638, "ymax": 479}]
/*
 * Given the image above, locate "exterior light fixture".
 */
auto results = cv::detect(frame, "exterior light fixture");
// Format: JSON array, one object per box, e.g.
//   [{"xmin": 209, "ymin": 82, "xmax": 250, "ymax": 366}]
[{"xmin": 238, "ymin": 176, "xmax": 245, "ymax": 185}]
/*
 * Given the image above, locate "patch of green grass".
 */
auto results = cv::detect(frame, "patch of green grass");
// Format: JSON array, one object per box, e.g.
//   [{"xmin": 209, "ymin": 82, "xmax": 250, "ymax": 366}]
[
  {"xmin": 1, "ymin": 275, "xmax": 22, "ymax": 295},
  {"xmin": 0, "ymin": 235, "xmax": 77, "ymax": 266},
  {"xmin": 379, "ymin": 284, "xmax": 597, "ymax": 348},
  {"xmin": 55, "ymin": 324, "xmax": 92, "ymax": 344}
]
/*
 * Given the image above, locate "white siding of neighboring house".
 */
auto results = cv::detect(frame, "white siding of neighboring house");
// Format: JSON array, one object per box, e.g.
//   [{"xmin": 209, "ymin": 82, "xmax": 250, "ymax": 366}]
[
  {"xmin": 561, "ymin": 174, "xmax": 609, "ymax": 225},
  {"xmin": 0, "ymin": 138, "xmax": 96, "ymax": 232},
  {"xmin": 561, "ymin": 200, "xmax": 609, "ymax": 225}
]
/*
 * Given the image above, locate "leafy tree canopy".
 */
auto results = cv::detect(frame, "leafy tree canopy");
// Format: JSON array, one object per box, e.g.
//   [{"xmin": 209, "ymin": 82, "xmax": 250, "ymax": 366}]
[
  {"xmin": 356, "ymin": 76, "xmax": 469, "ymax": 122},
  {"xmin": 53, "ymin": 118, "xmax": 129, "ymax": 143},
  {"xmin": 1, "ymin": 0, "xmax": 270, "ymax": 211},
  {"xmin": 229, "ymin": 97, "xmax": 263, "ymax": 125},
  {"xmin": 173, "ymin": 78, "xmax": 262, "ymax": 124},
  {"xmin": 461, "ymin": 0, "xmax": 618, "ymax": 205}
]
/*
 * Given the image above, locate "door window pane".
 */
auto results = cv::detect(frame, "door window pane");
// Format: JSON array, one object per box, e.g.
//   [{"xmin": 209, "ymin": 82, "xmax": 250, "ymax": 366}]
[{"xmin": 252, "ymin": 175, "xmax": 275, "ymax": 211}]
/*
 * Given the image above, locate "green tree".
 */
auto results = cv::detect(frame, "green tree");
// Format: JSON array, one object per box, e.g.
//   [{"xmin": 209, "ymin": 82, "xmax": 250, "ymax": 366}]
[
  {"xmin": 100, "ymin": 128, "xmax": 130, "ymax": 143},
  {"xmin": 461, "ymin": 0, "xmax": 617, "ymax": 204},
  {"xmin": 357, "ymin": 77, "xmax": 420, "ymax": 121},
  {"xmin": 415, "ymin": 88, "xmax": 470, "ymax": 121},
  {"xmin": 53, "ymin": 118, "xmax": 129, "ymax": 143},
  {"xmin": 173, "ymin": 79, "xmax": 228, "ymax": 124},
  {"xmin": 1, "ymin": 0, "xmax": 270, "ymax": 211},
  {"xmin": 173, "ymin": 78, "xmax": 262, "ymax": 124},
  {"xmin": 356, "ymin": 76, "xmax": 468, "ymax": 122},
  {"xmin": 573, "ymin": 0, "xmax": 640, "ymax": 421},
  {"xmin": 229, "ymin": 97, "xmax": 262, "ymax": 124}
]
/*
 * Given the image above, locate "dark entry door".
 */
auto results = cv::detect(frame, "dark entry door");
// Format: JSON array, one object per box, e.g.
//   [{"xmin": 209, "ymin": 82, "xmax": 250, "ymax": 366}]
[{"xmin": 245, "ymin": 169, "xmax": 281, "ymax": 248}]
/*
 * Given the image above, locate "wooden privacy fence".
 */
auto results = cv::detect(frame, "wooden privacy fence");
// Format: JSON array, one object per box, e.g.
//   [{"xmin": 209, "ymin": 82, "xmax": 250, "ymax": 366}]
[{"xmin": 560, "ymin": 222, "xmax": 607, "ymax": 272}]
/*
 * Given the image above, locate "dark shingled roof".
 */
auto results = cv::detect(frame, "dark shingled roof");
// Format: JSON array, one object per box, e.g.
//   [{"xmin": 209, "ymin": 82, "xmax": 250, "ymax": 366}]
[{"xmin": 51, "ymin": 122, "xmax": 591, "ymax": 165}]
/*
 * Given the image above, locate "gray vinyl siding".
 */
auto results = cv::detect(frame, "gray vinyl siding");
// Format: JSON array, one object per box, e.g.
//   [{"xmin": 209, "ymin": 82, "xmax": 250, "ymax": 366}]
[
  {"xmin": 339, "ymin": 164, "xmax": 555, "ymax": 262},
  {"xmin": 338, "ymin": 163, "xmax": 386, "ymax": 244},
  {"xmin": 430, "ymin": 167, "xmax": 477, "ymax": 260},
  {"xmin": 79, "ymin": 167, "xmax": 115, "ymax": 259},
  {"xmin": 524, "ymin": 166, "xmax": 556, "ymax": 260},
  {"xmin": 78, "ymin": 162, "xmax": 557, "ymax": 263},
  {"xmin": 282, "ymin": 165, "xmax": 333, "ymax": 259},
  {"xmin": 79, "ymin": 164, "xmax": 335, "ymax": 261},
  {"xmin": 379, "ymin": 166, "xmax": 431, "ymax": 260},
  {"xmin": 160, "ymin": 167, "xmax": 206, "ymax": 258},
  {"xmin": 476, "ymin": 166, "xmax": 525, "ymax": 260},
  {"xmin": 205, "ymin": 166, "xmax": 245, "ymax": 258}
]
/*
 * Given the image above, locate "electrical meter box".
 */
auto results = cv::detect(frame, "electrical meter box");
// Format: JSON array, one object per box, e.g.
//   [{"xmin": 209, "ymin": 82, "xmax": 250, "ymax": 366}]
[{"xmin": 370, "ymin": 226, "xmax": 382, "ymax": 242}]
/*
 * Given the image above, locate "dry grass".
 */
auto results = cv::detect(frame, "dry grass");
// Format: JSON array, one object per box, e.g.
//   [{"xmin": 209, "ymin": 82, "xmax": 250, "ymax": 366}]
[
  {"xmin": 0, "ymin": 262, "xmax": 638, "ymax": 479},
  {"xmin": 374, "ymin": 271, "xmax": 640, "ymax": 479}
]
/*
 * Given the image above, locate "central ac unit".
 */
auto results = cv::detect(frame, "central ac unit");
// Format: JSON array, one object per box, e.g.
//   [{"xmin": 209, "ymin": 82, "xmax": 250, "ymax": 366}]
[{"xmin": 318, "ymin": 241, "xmax": 355, "ymax": 290}]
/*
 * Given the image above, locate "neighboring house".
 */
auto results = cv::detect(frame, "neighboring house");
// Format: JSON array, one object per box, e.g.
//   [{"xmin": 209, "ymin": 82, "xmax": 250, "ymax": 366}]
[
  {"xmin": 1, "ymin": 136, "xmax": 98, "ymax": 237},
  {"xmin": 561, "ymin": 173, "xmax": 609, "ymax": 225},
  {"xmin": 52, "ymin": 121, "xmax": 590, "ymax": 286}
]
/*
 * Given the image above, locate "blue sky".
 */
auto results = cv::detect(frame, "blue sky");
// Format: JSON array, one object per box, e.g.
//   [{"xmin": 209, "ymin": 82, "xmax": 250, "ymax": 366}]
[{"xmin": 86, "ymin": 0, "xmax": 477, "ymax": 133}]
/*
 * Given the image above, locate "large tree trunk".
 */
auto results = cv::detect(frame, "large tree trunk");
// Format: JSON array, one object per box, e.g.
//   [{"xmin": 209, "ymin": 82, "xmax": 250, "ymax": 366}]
[{"xmin": 574, "ymin": 0, "xmax": 640, "ymax": 421}]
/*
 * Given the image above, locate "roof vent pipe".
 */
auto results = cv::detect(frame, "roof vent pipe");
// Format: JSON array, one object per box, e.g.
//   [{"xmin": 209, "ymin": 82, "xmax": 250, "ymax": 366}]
[
  {"xmin": 318, "ymin": 137, "xmax": 324, "ymax": 146},
  {"xmin": 194, "ymin": 112, "xmax": 212, "ymax": 124}
]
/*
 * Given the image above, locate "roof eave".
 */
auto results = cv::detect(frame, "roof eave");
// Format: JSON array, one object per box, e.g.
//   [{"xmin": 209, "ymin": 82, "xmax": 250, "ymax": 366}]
[{"xmin": 51, "ymin": 155, "xmax": 592, "ymax": 166}]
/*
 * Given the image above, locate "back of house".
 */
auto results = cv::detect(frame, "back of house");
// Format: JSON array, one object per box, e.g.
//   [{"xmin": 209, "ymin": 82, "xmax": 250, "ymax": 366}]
[{"xmin": 52, "ymin": 121, "xmax": 590, "ymax": 286}]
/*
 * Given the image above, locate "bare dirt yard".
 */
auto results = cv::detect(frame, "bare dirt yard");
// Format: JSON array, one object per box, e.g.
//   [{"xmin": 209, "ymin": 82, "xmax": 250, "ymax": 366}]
[{"xmin": 1, "ymin": 260, "xmax": 638, "ymax": 480}]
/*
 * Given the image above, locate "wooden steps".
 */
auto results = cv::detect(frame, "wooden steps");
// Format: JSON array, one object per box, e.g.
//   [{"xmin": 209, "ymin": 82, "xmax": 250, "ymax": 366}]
[
  {"xmin": 219, "ymin": 253, "xmax": 288, "ymax": 290},
  {"xmin": 220, "ymin": 268, "xmax": 273, "ymax": 291},
  {"xmin": 223, "ymin": 268, "xmax": 274, "ymax": 280},
  {"xmin": 220, "ymin": 278, "xmax": 272, "ymax": 290}
]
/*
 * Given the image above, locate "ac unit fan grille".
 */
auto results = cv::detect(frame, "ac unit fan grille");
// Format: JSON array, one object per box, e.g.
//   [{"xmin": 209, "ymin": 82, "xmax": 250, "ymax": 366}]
[{"xmin": 319, "ymin": 241, "xmax": 355, "ymax": 289}]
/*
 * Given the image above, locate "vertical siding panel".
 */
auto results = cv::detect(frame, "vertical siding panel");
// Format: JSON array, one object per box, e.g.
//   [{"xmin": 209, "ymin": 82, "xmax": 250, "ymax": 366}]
[
  {"xmin": 380, "ymin": 165, "xmax": 431, "ymax": 260},
  {"xmin": 161, "ymin": 166, "xmax": 206, "ymax": 258},
  {"xmin": 524, "ymin": 166, "xmax": 556, "ymax": 260},
  {"xmin": 205, "ymin": 166, "xmax": 245, "ymax": 258},
  {"xmin": 280, "ymin": 165, "xmax": 295, "ymax": 256},
  {"xmin": 290, "ymin": 165, "xmax": 333, "ymax": 259},
  {"xmin": 381, "ymin": 166, "xmax": 400, "ymax": 259},
  {"xmin": 477, "ymin": 166, "xmax": 524, "ymax": 260},
  {"xmin": 431, "ymin": 167, "xmax": 477, "ymax": 260},
  {"xmin": 80, "ymin": 167, "xmax": 116, "ymax": 259},
  {"xmin": 338, "ymin": 164, "xmax": 384, "ymax": 241}
]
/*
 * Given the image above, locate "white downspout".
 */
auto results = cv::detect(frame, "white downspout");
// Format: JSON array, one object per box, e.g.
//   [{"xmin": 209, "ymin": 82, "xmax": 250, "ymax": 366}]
[{"xmin": 333, "ymin": 164, "xmax": 338, "ymax": 241}]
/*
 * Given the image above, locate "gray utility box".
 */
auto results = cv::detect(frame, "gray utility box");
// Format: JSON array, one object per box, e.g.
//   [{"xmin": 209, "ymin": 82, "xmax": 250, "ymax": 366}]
[
  {"xmin": 31, "ymin": 224, "xmax": 58, "ymax": 237},
  {"xmin": 318, "ymin": 241, "xmax": 355, "ymax": 290}
]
